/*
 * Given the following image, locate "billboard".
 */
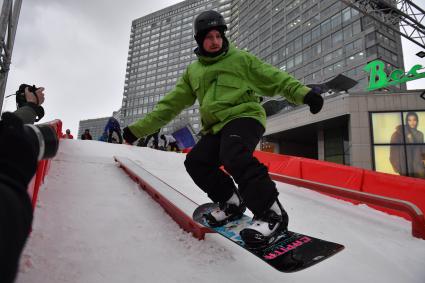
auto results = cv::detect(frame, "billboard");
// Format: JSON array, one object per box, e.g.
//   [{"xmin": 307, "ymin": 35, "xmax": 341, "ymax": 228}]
[
  {"xmin": 371, "ymin": 111, "xmax": 425, "ymax": 179},
  {"xmin": 172, "ymin": 125, "xmax": 196, "ymax": 149}
]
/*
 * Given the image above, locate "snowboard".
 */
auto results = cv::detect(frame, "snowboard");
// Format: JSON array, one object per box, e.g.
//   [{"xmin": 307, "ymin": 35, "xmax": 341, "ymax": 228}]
[{"xmin": 193, "ymin": 203, "xmax": 344, "ymax": 273}]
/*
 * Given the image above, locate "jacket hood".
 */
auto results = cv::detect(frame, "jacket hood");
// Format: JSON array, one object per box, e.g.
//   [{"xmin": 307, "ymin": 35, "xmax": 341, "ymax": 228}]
[{"xmin": 395, "ymin": 124, "xmax": 403, "ymax": 133}]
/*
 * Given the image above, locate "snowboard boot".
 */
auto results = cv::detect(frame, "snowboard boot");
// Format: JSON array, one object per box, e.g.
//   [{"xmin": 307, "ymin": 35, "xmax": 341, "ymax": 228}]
[
  {"xmin": 240, "ymin": 199, "xmax": 288, "ymax": 249},
  {"xmin": 204, "ymin": 192, "xmax": 246, "ymax": 227}
]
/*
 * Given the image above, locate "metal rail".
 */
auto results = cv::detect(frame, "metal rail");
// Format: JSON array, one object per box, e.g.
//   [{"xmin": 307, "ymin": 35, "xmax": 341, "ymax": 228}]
[
  {"xmin": 114, "ymin": 156, "xmax": 212, "ymax": 240},
  {"xmin": 270, "ymin": 172, "xmax": 425, "ymax": 240},
  {"xmin": 114, "ymin": 155, "xmax": 425, "ymax": 240}
]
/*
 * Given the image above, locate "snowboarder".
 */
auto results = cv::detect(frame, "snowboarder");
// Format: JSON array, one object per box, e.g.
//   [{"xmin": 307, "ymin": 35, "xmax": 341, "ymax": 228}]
[
  {"xmin": 123, "ymin": 10, "xmax": 324, "ymax": 247},
  {"xmin": 160, "ymin": 134, "xmax": 179, "ymax": 151}
]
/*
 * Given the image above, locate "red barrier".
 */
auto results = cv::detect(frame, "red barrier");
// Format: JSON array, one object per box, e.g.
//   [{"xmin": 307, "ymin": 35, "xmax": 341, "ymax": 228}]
[
  {"xmin": 299, "ymin": 159, "xmax": 364, "ymax": 191},
  {"xmin": 362, "ymin": 171, "xmax": 425, "ymax": 220},
  {"xmin": 254, "ymin": 150, "xmax": 425, "ymax": 225},
  {"xmin": 31, "ymin": 160, "xmax": 47, "ymax": 209},
  {"xmin": 254, "ymin": 151, "xmax": 302, "ymax": 177},
  {"xmin": 270, "ymin": 173, "xmax": 425, "ymax": 240},
  {"xmin": 27, "ymin": 119, "xmax": 62, "ymax": 211}
]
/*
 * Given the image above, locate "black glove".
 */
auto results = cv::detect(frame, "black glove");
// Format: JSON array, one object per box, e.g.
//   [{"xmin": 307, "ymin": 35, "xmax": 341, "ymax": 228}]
[
  {"xmin": 0, "ymin": 112, "xmax": 38, "ymax": 187},
  {"xmin": 303, "ymin": 87, "xmax": 324, "ymax": 114},
  {"xmin": 123, "ymin": 127, "xmax": 138, "ymax": 144}
]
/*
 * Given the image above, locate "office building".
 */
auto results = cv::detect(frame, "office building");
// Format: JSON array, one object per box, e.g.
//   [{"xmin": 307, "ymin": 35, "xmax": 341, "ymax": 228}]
[
  {"xmin": 121, "ymin": 0, "xmax": 424, "ymax": 178},
  {"xmin": 78, "ymin": 117, "xmax": 110, "ymax": 140},
  {"xmin": 228, "ymin": 0, "xmax": 404, "ymax": 91}
]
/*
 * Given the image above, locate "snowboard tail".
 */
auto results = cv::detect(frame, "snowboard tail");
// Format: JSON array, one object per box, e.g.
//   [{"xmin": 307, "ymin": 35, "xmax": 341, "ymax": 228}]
[{"xmin": 193, "ymin": 203, "xmax": 344, "ymax": 273}]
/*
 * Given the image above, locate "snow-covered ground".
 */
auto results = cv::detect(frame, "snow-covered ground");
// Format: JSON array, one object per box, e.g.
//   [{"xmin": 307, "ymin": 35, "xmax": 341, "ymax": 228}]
[{"xmin": 16, "ymin": 139, "xmax": 425, "ymax": 283}]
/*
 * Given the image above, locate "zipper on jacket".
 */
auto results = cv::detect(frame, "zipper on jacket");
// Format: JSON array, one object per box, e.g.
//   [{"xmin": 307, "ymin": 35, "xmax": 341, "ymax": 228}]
[{"xmin": 212, "ymin": 76, "xmax": 218, "ymax": 100}]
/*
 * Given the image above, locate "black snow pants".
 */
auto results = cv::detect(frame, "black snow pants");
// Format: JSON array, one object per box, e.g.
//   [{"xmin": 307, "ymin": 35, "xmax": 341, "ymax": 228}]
[{"xmin": 184, "ymin": 118, "xmax": 278, "ymax": 216}]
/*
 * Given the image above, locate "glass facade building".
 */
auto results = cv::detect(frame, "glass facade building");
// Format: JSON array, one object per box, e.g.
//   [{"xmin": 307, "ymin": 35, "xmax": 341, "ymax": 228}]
[
  {"xmin": 121, "ymin": 0, "xmax": 405, "ymax": 134},
  {"xmin": 228, "ymin": 0, "xmax": 404, "ymax": 91},
  {"xmin": 119, "ymin": 0, "xmax": 422, "ymax": 177}
]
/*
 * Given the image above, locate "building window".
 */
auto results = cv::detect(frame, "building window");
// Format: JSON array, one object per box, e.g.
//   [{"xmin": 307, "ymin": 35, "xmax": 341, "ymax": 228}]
[
  {"xmin": 321, "ymin": 18, "xmax": 331, "ymax": 35},
  {"xmin": 312, "ymin": 42, "xmax": 321, "ymax": 57},
  {"xmin": 287, "ymin": 57, "xmax": 294, "ymax": 69},
  {"xmin": 342, "ymin": 7, "xmax": 351, "ymax": 22},
  {"xmin": 324, "ymin": 127, "xmax": 350, "ymax": 165},
  {"xmin": 303, "ymin": 31, "xmax": 311, "ymax": 45},
  {"xmin": 294, "ymin": 52, "xmax": 303, "ymax": 66},
  {"xmin": 294, "ymin": 36, "xmax": 302, "ymax": 51},
  {"xmin": 331, "ymin": 12, "xmax": 341, "ymax": 29},
  {"xmin": 303, "ymin": 47, "xmax": 312, "ymax": 62},
  {"xmin": 311, "ymin": 25, "xmax": 320, "ymax": 40},
  {"xmin": 332, "ymin": 30, "xmax": 343, "ymax": 46},
  {"xmin": 322, "ymin": 35, "xmax": 332, "ymax": 50}
]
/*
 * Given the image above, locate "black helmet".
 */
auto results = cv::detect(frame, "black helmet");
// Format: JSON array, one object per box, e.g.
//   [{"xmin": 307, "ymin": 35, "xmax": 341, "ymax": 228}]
[{"xmin": 193, "ymin": 10, "xmax": 227, "ymax": 38}]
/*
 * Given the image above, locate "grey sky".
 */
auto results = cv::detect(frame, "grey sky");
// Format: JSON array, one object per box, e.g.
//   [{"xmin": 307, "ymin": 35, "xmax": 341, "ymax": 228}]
[
  {"xmin": 2, "ymin": 0, "xmax": 425, "ymax": 137},
  {"xmin": 3, "ymin": 0, "xmax": 182, "ymax": 136}
]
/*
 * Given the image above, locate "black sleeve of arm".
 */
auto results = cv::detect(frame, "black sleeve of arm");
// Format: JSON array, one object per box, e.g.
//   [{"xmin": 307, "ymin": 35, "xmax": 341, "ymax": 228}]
[
  {"xmin": 13, "ymin": 104, "xmax": 38, "ymax": 124},
  {"xmin": 0, "ymin": 175, "xmax": 33, "ymax": 283}
]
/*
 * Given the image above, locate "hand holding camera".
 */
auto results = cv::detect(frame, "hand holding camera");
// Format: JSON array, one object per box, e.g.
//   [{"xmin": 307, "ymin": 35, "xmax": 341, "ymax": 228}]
[
  {"xmin": 15, "ymin": 84, "xmax": 45, "ymax": 122},
  {"xmin": 24, "ymin": 86, "xmax": 45, "ymax": 106}
]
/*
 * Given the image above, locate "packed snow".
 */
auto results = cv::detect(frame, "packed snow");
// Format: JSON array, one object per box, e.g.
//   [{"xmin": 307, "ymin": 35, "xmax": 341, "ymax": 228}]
[{"xmin": 16, "ymin": 139, "xmax": 425, "ymax": 283}]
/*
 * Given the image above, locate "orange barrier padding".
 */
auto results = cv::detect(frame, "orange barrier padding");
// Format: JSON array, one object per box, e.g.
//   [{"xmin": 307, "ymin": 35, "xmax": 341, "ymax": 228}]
[
  {"xmin": 362, "ymin": 171, "xmax": 425, "ymax": 220},
  {"xmin": 27, "ymin": 119, "xmax": 62, "ymax": 211},
  {"xmin": 27, "ymin": 174, "xmax": 36, "ymax": 202},
  {"xmin": 270, "ymin": 172, "xmax": 425, "ymax": 240},
  {"xmin": 31, "ymin": 160, "xmax": 47, "ymax": 209},
  {"xmin": 254, "ymin": 151, "xmax": 302, "ymax": 178},
  {"xmin": 255, "ymin": 150, "xmax": 425, "ymax": 223},
  {"xmin": 300, "ymin": 159, "xmax": 364, "ymax": 191}
]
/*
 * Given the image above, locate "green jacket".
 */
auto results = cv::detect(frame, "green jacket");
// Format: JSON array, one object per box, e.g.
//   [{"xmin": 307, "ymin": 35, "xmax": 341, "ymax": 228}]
[{"xmin": 128, "ymin": 44, "xmax": 311, "ymax": 137}]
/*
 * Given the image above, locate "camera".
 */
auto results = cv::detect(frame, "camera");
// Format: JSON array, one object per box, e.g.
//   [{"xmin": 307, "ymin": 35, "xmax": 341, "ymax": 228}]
[
  {"xmin": 1, "ymin": 111, "xmax": 58, "ymax": 161},
  {"xmin": 23, "ymin": 123, "xmax": 59, "ymax": 161}
]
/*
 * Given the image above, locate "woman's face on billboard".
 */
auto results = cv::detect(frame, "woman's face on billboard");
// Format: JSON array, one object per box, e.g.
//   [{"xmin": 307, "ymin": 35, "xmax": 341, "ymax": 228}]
[{"xmin": 407, "ymin": 115, "xmax": 418, "ymax": 129}]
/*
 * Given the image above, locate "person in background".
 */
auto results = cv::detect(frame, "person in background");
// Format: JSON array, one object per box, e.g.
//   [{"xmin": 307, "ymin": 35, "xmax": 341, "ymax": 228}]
[
  {"xmin": 62, "ymin": 129, "xmax": 74, "ymax": 139},
  {"xmin": 139, "ymin": 129, "xmax": 160, "ymax": 149},
  {"xmin": 160, "ymin": 134, "xmax": 179, "ymax": 151},
  {"xmin": 81, "ymin": 129, "xmax": 92, "ymax": 140}
]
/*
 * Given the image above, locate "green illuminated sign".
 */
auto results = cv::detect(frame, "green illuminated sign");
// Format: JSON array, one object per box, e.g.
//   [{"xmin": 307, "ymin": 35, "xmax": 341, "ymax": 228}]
[{"xmin": 364, "ymin": 60, "xmax": 425, "ymax": 91}]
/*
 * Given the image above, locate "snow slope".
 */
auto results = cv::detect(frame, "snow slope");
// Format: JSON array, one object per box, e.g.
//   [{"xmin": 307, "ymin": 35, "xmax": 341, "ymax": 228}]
[{"xmin": 16, "ymin": 139, "xmax": 425, "ymax": 283}]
